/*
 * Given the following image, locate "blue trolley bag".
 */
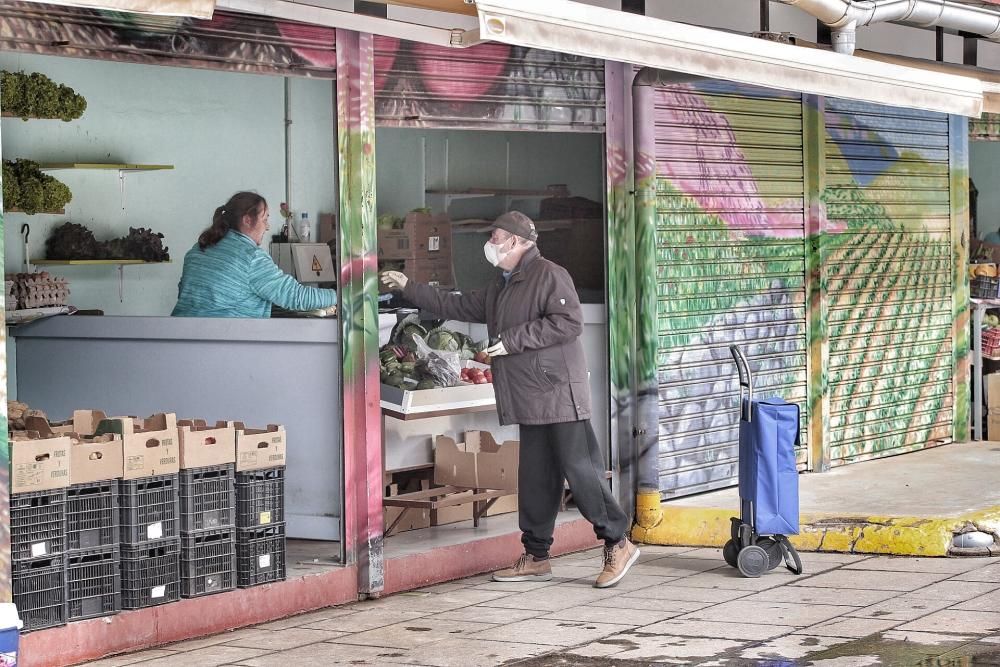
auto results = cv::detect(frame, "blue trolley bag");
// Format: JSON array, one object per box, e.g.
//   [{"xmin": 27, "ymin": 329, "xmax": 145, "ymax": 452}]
[
  {"xmin": 739, "ymin": 397, "xmax": 800, "ymax": 536},
  {"xmin": 724, "ymin": 345, "xmax": 803, "ymax": 578}
]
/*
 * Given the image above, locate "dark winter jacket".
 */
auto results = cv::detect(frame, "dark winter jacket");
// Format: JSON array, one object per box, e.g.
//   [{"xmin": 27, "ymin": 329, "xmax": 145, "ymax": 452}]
[{"xmin": 403, "ymin": 247, "xmax": 591, "ymax": 426}]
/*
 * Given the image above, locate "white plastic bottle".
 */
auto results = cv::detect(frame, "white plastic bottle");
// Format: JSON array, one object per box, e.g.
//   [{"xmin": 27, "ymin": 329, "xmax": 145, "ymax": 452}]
[{"xmin": 298, "ymin": 212, "xmax": 312, "ymax": 243}]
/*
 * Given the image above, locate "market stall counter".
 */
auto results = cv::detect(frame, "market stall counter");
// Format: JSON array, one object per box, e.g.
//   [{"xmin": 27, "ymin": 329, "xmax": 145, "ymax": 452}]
[{"xmin": 10, "ymin": 315, "xmax": 341, "ymax": 541}]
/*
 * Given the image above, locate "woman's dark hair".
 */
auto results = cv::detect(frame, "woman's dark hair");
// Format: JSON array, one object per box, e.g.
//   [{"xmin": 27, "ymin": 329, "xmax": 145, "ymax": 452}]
[{"xmin": 198, "ymin": 191, "xmax": 267, "ymax": 249}]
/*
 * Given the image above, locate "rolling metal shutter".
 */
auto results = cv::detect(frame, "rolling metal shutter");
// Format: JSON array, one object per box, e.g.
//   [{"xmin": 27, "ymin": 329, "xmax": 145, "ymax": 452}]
[
  {"xmin": 374, "ymin": 38, "xmax": 605, "ymax": 131},
  {"xmin": 824, "ymin": 99, "xmax": 954, "ymax": 465},
  {"xmin": 0, "ymin": 1, "xmax": 336, "ymax": 77},
  {"xmin": 653, "ymin": 81, "xmax": 808, "ymax": 498}
]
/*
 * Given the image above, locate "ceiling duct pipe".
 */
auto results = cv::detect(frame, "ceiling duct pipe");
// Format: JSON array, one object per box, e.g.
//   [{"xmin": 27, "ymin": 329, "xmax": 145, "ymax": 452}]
[{"xmin": 775, "ymin": 0, "xmax": 1000, "ymax": 54}]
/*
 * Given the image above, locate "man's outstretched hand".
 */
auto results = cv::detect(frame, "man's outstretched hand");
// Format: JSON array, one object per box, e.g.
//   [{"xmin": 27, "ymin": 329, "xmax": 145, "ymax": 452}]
[{"xmin": 380, "ymin": 271, "xmax": 408, "ymax": 291}]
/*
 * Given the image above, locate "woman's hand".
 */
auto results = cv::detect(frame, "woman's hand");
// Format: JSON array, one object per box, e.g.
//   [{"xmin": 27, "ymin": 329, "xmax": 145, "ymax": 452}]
[{"xmin": 380, "ymin": 271, "xmax": 408, "ymax": 290}]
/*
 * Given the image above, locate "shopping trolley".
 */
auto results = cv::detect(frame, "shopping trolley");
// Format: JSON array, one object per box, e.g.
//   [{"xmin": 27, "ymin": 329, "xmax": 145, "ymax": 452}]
[{"xmin": 722, "ymin": 345, "xmax": 803, "ymax": 578}]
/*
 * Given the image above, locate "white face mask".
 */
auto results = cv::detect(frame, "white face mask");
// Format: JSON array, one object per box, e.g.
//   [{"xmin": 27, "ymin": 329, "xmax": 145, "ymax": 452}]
[{"xmin": 483, "ymin": 237, "xmax": 514, "ymax": 267}]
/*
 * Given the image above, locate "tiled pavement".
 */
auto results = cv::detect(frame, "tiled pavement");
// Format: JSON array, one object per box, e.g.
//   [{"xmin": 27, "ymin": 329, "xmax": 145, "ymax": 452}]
[{"xmin": 83, "ymin": 546, "xmax": 1000, "ymax": 666}]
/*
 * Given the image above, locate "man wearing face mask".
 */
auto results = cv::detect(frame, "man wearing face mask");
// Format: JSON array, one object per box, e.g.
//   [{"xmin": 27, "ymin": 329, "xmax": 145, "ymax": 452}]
[{"xmin": 380, "ymin": 211, "xmax": 638, "ymax": 589}]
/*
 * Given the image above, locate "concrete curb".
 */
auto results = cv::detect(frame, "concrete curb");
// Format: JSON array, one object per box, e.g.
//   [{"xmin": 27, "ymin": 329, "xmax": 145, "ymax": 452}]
[{"xmin": 631, "ymin": 492, "xmax": 1000, "ymax": 557}]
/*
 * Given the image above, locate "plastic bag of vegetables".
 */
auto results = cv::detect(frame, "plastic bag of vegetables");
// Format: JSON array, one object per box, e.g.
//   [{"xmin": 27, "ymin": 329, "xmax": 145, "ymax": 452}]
[{"xmin": 412, "ymin": 333, "xmax": 462, "ymax": 388}]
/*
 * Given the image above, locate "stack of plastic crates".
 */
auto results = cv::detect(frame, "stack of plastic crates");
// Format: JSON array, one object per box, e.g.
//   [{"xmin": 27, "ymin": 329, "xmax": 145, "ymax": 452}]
[
  {"xmin": 236, "ymin": 466, "xmax": 286, "ymax": 587},
  {"xmin": 179, "ymin": 464, "xmax": 236, "ymax": 597},
  {"xmin": 66, "ymin": 478, "xmax": 121, "ymax": 621},
  {"xmin": 119, "ymin": 474, "xmax": 181, "ymax": 609},
  {"xmin": 11, "ymin": 489, "xmax": 67, "ymax": 631}
]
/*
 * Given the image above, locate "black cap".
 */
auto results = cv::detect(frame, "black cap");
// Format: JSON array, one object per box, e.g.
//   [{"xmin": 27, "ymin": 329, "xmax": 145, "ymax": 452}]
[{"xmin": 491, "ymin": 211, "xmax": 538, "ymax": 242}]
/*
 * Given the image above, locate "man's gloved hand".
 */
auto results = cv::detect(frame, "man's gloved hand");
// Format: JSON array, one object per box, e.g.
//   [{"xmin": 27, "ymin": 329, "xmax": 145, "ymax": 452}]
[
  {"xmin": 485, "ymin": 339, "xmax": 508, "ymax": 358},
  {"xmin": 380, "ymin": 271, "xmax": 408, "ymax": 291}
]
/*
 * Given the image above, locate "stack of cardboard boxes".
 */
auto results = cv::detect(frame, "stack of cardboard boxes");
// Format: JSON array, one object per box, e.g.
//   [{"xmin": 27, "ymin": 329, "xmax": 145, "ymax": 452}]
[
  {"xmin": 383, "ymin": 430, "xmax": 519, "ymax": 536},
  {"xmin": 378, "ymin": 211, "xmax": 454, "ymax": 288}
]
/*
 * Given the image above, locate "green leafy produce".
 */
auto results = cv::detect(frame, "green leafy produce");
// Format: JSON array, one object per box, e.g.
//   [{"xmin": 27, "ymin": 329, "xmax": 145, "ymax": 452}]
[
  {"xmin": 426, "ymin": 327, "xmax": 460, "ymax": 353},
  {"xmin": 45, "ymin": 222, "xmax": 170, "ymax": 261},
  {"xmin": 1, "ymin": 70, "xmax": 87, "ymax": 122},
  {"xmin": 389, "ymin": 313, "xmax": 428, "ymax": 351},
  {"xmin": 3, "ymin": 159, "xmax": 72, "ymax": 214}
]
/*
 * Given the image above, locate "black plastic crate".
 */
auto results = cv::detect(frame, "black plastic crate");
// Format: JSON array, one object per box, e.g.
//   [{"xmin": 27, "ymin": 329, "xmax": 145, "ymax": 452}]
[
  {"xmin": 180, "ymin": 465, "xmax": 235, "ymax": 532},
  {"xmin": 12, "ymin": 556, "xmax": 65, "ymax": 632},
  {"xmin": 236, "ymin": 523, "xmax": 286, "ymax": 588},
  {"xmin": 120, "ymin": 538, "xmax": 180, "ymax": 609},
  {"xmin": 67, "ymin": 480, "xmax": 119, "ymax": 551},
  {"xmin": 972, "ymin": 275, "xmax": 1000, "ymax": 299},
  {"xmin": 11, "ymin": 489, "xmax": 66, "ymax": 561},
  {"xmin": 235, "ymin": 467, "xmax": 285, "ymax": 530},
  {"xmin": 119, "ymin": 474, "xmax": 179, "ymax": 545},
  {"xmin": 181, "ymin": 528, "xmax": 236, "ymax": 598},
  {"xmin": 66, "ymin": 546, "xmax": 121, "ymax": 621}
]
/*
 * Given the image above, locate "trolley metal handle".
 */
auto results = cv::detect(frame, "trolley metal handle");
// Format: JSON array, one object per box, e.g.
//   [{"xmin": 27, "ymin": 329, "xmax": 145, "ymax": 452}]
[{"xmin": 730, "ymin": 345, "xmax": 753, "ymax": 422}]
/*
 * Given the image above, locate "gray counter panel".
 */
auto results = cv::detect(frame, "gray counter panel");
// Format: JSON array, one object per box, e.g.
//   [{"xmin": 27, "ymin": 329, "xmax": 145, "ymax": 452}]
[{"xmin": 14, "ymin": 316, "xmax": 342, "ymax": 542}]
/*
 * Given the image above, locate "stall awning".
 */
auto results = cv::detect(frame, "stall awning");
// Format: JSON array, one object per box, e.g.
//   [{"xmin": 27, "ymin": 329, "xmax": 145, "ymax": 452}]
[
  {"xmin": 20, "ymin": 0, "xmax": 214, "ymax": 18},
  {"xmin": 473, "ymin": 0, "xmax": 984, "ymax": 117}
]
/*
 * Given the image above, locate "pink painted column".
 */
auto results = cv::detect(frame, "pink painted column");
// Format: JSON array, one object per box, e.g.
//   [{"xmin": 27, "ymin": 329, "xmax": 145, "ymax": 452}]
[{"xmin": 336, "ymin": 28, "xmax": 384, "ymax": 597}]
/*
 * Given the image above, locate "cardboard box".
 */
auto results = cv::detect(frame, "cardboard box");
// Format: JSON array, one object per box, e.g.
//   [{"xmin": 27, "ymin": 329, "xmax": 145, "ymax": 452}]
[
  {"xmin": 20, "ymin": 415, "xmax": 123, "ymax": 485},
  {"xmin": 96, "ymin": 413, "xmax": 179, "ymax": 480},
  {"xmin": 317, "ymin": 213, "xmax": 337, "ymax": 246},
  {"xmin": 485, "ymin": 494, "xmax": 518, "ymax": 517},
  {"xmin": 989, "ymin": 411, "xmax": 1000, "ymax": 441},
  {"xmin": 402, "ymin": 257, "xmax": 454, "ymax": 288},
  {"xmin": 988, "ymin": 374, "xmax": 1000, "ymax": 409},
  {"xmin": 378, "ymin": 212, "xmax": 453, "ymax": 260},
  {"xmin": 434, "ymin": 431, "xmax": 519, "ymax": 491},
  {"xmin": 232, "ymin": 423, "xmax": 286, "ymax": 471},
  {"xmin": 178, "ymin": 420, "xmax": 236, "ymax": 469},
  {"xmin": 10, "ymin": 432, "xmax": 71, "ymax": 493},
  {"xmin": 384, "ymin": 483, "xmax": 431, "ymax": 535},
  {"xmin": 45, "ymin": 410, "xmax": 109, "ymax": 437},
  {"xmin": 70, "ymin": 433, "xmax": 124, "ymax": 485},
  {"xmin": 431, "ymin": 489, "xmax": 474, "ymax": 526}
]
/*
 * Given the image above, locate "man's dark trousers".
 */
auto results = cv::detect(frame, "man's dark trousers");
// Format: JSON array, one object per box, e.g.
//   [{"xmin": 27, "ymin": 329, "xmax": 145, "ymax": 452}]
[{"xmin": 518, "ymin": 419, "xmax": 630, "ymax": 558}]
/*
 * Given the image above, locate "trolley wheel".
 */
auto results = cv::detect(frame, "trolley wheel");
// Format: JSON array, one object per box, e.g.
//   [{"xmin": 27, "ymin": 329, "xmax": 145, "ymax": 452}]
[
  {"xmin": 723, "ymin": 539, "xmax": 739, "ymax": 568},
  {"xmin": 757, "ymin": 537, "xmax": 783, "ymax": 571},
  {"xmin": 737, "ymin": 545, "xmax": 770, "ymax": 578}
]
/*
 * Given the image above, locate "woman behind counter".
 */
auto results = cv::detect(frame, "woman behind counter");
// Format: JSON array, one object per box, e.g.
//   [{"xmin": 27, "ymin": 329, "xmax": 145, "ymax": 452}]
[{"xmin": 172, "ymin": 191, "xmax": 337, "ymax": 318}]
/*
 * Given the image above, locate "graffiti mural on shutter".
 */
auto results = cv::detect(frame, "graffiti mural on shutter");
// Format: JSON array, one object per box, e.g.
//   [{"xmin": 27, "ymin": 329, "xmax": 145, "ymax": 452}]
[
  {"xmin": 0, "ymin": 1, "xmax": 336, "ymax": 77},
  {"xmin": 824, "ymin": 100, "xmax": 954, "ymax": 464},
  {"xmin": 653, "ymin": 81, "xmax": 808, "ymax": 498},
  {"xmin": 374, "ymin": 38, "xmax": 604, "ymax": 131}
]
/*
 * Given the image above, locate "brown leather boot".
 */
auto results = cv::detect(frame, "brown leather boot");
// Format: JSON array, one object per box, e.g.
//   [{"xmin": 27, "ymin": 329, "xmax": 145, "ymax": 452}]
[
  {"xmin": 492, "ymin": 553, "xmax": 553, "ymax": 582},
  {"xmin": 594, "ymin": 538, "xmax": 640, "ymax": 588}
]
